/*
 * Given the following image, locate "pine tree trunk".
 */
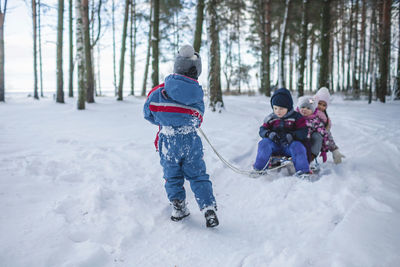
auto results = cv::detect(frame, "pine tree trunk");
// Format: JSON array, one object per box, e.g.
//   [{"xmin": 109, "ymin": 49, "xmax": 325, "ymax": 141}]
[
  {"xmin": 318, "ymin": 0, "xmax": 331, "ymax": 90},
  {"xmin": 0, "ymin": 2, "xmax": 6, "ymax": 102},
  {"xmin": 309, "ymin": 34, "xmax": 315, "ymax": 91},
  {"xmin": 193, "ymin": 0, "xmax": 205, "ymax": 52},
  {"xmin": 112, "ymin": 0, "xmax": 117, "ymax": 96},
  {"xmin": 117, "ymin": 0, "xmax": 130, "ymax": 101},
  {"xmin": 289, "ymin": 38, "xmax": 293, "ymax": 91},
  {"xmin": 81, "ymin": 0, "xmax": 94, "ymax": 103},
  {"xmin": 68, "ymin": 0, "xmax": 74, "ymax": 97},
  {"xmin": 360, "ymin": 0, "xmax": 366, "ymax": 92},
  {"xmin": 56, "ymin": 0, "xmax": 64, "ymax": 103},
  {"xmin": 38, "ymin": 0, "xmax": 43, "ymax": 97},
  {"xmin": 367, "ymin": 4, "xmax": 376, "ymax": 104},
  {"xmin": 258, "ymin": 0, "xmax": 271, "ymax": 96},
  {"xmin": 297, "ymin": 0, "xmax": 308, "ymax": 97},
  {"xmin": 352, "ymin": 0, "xmax": 360, "ymax": 98},
  {"xmin": 378, "ymin": 0, "xmax": 391, "ymax": 103},
  {"xmin": 346, "ymin": 1, "xmax": 353, "ymax": 91},
  {"xmin": 341, "ymin": 0, "xmax": 345, "ymax": 91},
  {"xmin": 206, "ymin": 0, "xmax": 223, "ymax": 111},
  {"xmin": 278, "ymin": 0, "xmax": 291, "ymax": 89},
  {"xmin": 151, "ymin": 0, "xmax": 160, "ymax": 88},
  {"xmin": 76, "ymin": 0, "xmax": 85, "ymax": 109},
  {"xmin": 396, "ymin": 0, "xmax": 400, "ymax": 100},
  {"xmin": 141, "ymin": 3, "xmax": 152, "ymax": 96},
  {"xmin": 32, "ymin": 0, "xmax": 39, "ymax": 99},
  {"xmin": 130, "ymin": 0, "xmax": 137, "ymax": 95}
]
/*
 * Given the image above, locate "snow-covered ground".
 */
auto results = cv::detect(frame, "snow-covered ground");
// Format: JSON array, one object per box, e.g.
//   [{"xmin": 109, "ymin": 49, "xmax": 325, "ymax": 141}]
[{"xmin": 1, "ymin": 94, "xmax": 400, "ymax": 267}]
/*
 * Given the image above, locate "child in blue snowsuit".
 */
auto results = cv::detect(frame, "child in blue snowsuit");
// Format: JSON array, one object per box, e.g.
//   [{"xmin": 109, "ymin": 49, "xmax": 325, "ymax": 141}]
[
  {"xmin": 253, "ymin": 88, "xmax": 311, "ymax": 177},
  {"xmin": 143, "ymin": 45, "xmax": 218, "ymax": 227}
]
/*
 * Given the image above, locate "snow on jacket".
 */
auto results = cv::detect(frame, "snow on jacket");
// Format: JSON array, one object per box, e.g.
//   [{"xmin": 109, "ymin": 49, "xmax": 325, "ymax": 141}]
[
  {"xmin": 259, "ymin": 110, "xmax": 308, "ymax": 144},
  {"xmin": 144, "ymin": 74, "xmax": 204, "ymax": 127},
  {"xmin": 297, "ymin": 108, "xmax": 337, "ymax": 153},
  {"xmin": 143, "ymin": 74, "xmax": 205, "ymax": 150}
]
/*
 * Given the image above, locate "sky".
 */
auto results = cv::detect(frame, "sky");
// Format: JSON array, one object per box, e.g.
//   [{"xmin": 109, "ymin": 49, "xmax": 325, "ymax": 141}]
[{"xmin": 3, "ymin": 0, "xmax": 232, "ymax": 95}]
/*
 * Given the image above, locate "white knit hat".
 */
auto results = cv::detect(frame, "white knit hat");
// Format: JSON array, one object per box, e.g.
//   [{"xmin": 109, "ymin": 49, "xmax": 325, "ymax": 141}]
[
  {"xmin": 297, "ymin": 96, "xmax": 317, "ymax": 112},
  {"xmin": 315, "ymin": 87, "xmax": 330, "ymax": 106}
]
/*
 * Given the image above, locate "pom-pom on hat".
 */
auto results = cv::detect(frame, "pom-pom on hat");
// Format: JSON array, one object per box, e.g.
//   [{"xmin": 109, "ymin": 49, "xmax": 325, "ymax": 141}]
[
  {"xmin": 297, "ymin": 96, "xmax": 317, "ymax": 112},
  {"xmin": 315, "ymin": 87, "xmax": 330, "ymax": 106},
  {"xmin": 173, "ymin": 45, "xmax": 202, "ymax": 79},
  {"xmin": 270, "ymin": 88, "xmax": 293, "ymax": 110}
]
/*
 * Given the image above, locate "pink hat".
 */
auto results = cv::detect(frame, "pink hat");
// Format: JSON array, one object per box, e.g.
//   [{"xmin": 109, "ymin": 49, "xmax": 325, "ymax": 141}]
[{"xmin": 315, "ymin": 87, "xmax": 330, "ymax": 106}]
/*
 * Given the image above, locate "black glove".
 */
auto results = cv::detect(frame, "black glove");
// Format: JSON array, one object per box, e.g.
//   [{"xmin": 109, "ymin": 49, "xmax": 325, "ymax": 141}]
[
  {"xmin": 280, "ymin": 133, "xmax": 293, "ymax": 146},
  {"xmin": 267, "ymin": 132, "xmax": 280, "ymax": 144}
]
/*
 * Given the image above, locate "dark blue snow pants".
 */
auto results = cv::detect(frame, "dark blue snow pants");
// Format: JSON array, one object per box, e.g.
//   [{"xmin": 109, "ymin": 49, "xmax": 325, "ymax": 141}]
[
  {"xmin": 254, "ymin": 138, "xmax": 310, "ymax": 172},
  {"xmin": 158, "ymin": 131, "xmax": 216, "ymax": 210}
]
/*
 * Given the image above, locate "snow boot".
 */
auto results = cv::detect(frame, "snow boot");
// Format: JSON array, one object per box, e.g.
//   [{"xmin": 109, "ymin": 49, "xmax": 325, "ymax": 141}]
[
  {"xmin": 203, "ymin": 207, "xmax": 219, "ymax": 228},
  {"xmin": 170, "ymin": 200, "xmax": 190, "ymax": 221}
]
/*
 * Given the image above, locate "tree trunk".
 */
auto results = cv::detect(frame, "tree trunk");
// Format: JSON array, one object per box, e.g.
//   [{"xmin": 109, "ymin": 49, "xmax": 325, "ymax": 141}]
[
  {"xmin": 367, "ymin": 4, "xmax": 376, "ymax": 104},
  {"xmin": 346, "ymin": 1, "xmax": 353, "ymax": 91},
  {"xmin": 117, "ymin": 0, "xmax": 130, "ymax": 101},
  {"xmin": 0, "ymin": 1, "xmax": 7, "ymax": 102},
  {"xmin": 141, "ymin": 2, "xmax": 152, "ymax": 96},
  {"xmin": 360, "ymin": 0, "xmax": 366, "ymax": 92},
  {"xmin": 309, "ymin": 34, "xmax": 315, "ymax": 91},
  {"xmin": 193, "ymin": 0, "xmax": 205, "ymax": 52},
  {"xmin": 297, "ymin": 0, "xmax": 308, "ymax": 97},
  {"xmin": 151, "ymin": 0, "xmax": 160, "ymax": 88},
  {"xmin": 112, "ymin": 0, "xmax": 117, "ymax": 96},
  {"xmin": 76, "ymin": 0, "xmax": 85, "ymax": 109},
  {"xmin": 81, "ymin": 0, "xmax": 94, "ymax": 103},
  {"xmin": 206, "ymin": 0, "xmax": 223, "ymax": 111},
  {"xmin": 396, "ymin": 0, "xmax": 400, "ymax": 100},
  {"xmin": 378, "ymin": 0, "xmax": 391, "ymax": 103},
  {"xmin": 352, "ymin": 0, "xmax": 360, "ymax": 98},
  {"xmin": 341, "ymin": 0, "xmax": 345, "ymax": 91},
  {"xmin": 38, "ymin": 0, "xmax": 44, "ymax": 97},
  {"xmin": 56, "ymin": 0, "xmax": 64, "ymax": 103},
  {"xmin": 258, "ymin": 0, "xmax": 271, "ymax": 96},
  {"xmin": 130, "ymin": 0, "xmax": 137, "ymax": 95},
  {"xmin": 278, "ymin": 0, "xmax": 291, "ymax": 89},
  {"xmin": 32, "ymin": 0, "xmax": 39, "ymax": 99},
  {"xmin": 289, "ymin": 38, "xmax": 293, "ymax": 91},
  {"xmin": 318, "ymin": 0, "xmax": 331, "ymax": 90},
  {"xmin": 68, "ymin": 0, "xmax": 74, "ymax": 97}
]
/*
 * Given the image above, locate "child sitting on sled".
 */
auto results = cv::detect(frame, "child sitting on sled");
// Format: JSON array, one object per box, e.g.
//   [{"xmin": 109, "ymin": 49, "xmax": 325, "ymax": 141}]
[
  {"xmin": 143, "ymin": 45, "xmax": 218, "ymax": 228},
  {"xmin": 314, "ymin": 87, "xmax": 345, "ymax": 164},
  {"xmin": 296, "ymin": 96, "xmax": 332, "ymax": 170},
  {"xmin": 253, "ymin": 88, "xmax": 311, "ymax": 177}
]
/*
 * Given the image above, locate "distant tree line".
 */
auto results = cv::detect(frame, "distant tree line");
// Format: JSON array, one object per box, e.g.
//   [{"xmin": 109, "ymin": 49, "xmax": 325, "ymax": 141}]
[{"xmin": 0, "ymin": 0, "xmax": 399, "ymax": 109}]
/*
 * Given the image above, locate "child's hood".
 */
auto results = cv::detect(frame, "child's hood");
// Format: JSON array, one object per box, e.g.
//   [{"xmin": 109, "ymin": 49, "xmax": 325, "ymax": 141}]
[{"xmin": 164, "ymin": 74, "xmax": 204, "ymax": 105}]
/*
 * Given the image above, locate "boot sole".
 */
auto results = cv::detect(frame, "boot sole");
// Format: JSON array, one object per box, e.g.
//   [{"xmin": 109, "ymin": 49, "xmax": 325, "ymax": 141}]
[{"xmin": 171, "ymin": 213, "xmax": 190, "ymax": 222}]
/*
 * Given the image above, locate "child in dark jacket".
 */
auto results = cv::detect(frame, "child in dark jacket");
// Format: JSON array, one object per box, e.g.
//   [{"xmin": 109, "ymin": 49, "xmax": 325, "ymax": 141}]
[
  {"xmin": 253, "ymin": 88, "xmax": 310, "ymax": 176},
  {"xmin": 143, "ymin": 45, "xmax": 218, "ymax": 228}
]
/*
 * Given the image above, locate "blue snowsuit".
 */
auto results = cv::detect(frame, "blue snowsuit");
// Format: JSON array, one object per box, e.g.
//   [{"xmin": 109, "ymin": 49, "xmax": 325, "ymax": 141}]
[{"xmin": 143, "ymin": 74, "xmax": 216, "ymax": 210}]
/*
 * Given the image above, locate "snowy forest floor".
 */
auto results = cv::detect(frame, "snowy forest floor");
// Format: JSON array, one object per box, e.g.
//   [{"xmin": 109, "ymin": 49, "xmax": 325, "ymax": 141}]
[{"xmin": 1, "ymin": 94, "xmax": 400, "ymax": 267}]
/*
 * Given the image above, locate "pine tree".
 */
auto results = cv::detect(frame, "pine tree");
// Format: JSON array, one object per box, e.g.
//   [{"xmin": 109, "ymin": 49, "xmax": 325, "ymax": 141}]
[
  {"xmin": 194, "ymin": 0, "xmax": 205, "ymax": 53},
  {"xmin": 117, "ymin": 0, "xmax": 130, "ymax": 101},
  {"xmin": 32, "ymin": 0, "xmax": 39, "ymax": 100},
  {"xmin": 378, "ymin": 0, "xmax": 391, "ymax": 103},
  {"xmin": 297, "ymin": 0, "xmax": 308, "ymax": 97},
  {"xmin": 151, "ymin": 0, "xmax": 160, "ymax": 87},
  {"xmin": 0, "ymin": 0, "xmax": 8, "ymax": 102},
  {"xmin": 207, "ymin": 0, "xmax": 223, "ymax": 111},
  {"xmin": 56, "ymin": 0, "xmax": 64, "ymax": 103},
  {"xmin": 68, "ymin": 0, "xmax": 74, "ymax": 97},
  {"xmin": 318, "ymin": 0, "xmax": 331, "ymax": 90}
]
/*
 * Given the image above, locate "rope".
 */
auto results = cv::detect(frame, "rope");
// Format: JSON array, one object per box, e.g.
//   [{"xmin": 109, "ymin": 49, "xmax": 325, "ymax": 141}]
[{"xmin": 197, "ymin": 127, "xmax": 270, "ymax": 177}]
